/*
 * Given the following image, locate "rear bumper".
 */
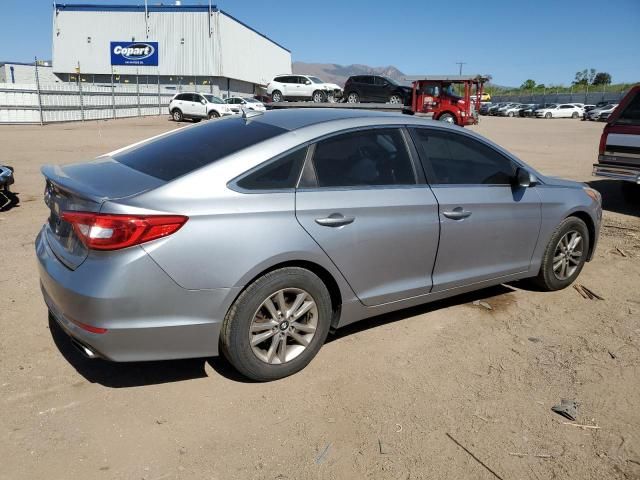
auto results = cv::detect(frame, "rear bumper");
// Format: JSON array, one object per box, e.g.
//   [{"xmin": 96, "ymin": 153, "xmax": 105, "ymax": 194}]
[
  {"xmin": 36, "ymin": 227, "xmax": 239, "ymax": 362},
  {"xmin": 592, "ymin": 163, "xmax": 640, "ymax": 183}
]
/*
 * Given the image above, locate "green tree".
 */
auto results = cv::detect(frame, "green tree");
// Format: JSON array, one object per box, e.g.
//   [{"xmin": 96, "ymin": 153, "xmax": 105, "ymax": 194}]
[
  {"xmin": 521, "ymin": 79, "xmax": 536, "ymax": 90},
  {"xmin": 574, "ymin": 68, "xmax": 597, "ymax": 85},
  {"xmin": 592, "ymin": 72, "xmax": 612, "ymax": 85}
]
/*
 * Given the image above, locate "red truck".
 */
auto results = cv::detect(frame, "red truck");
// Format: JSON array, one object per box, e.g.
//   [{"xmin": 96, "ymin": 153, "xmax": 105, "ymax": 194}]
[
  {"xmin": 405, "ymin": 75, "xmax": 490, "ymax": 126},
  {"xmin": 593, "ymin": 85, "xmax": 640, "ymax": 201}
]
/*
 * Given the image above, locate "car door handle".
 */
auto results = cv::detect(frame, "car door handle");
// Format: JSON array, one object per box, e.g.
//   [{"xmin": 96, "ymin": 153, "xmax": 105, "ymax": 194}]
[
  {"xmin": 315, "ymin": 214, "xmax": 355, "ymax": 227},
  {"xmin": 442, "ymin": 207, "xmax": 472, "ymax": 220}
]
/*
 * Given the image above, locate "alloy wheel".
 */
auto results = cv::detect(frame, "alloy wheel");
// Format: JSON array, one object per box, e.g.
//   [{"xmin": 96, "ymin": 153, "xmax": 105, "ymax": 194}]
[
  {"xmin": 389, "ymin": 95, "xmax": 402, "ymax": 104},
  {"xmin": 249, "ymin": 288, "xmax": 318, "ymax": 365},
  {"xmin": 347, "ymin": 93, "xmax": 359, "ymax": 103},
  {"xmin": 552, "ymin": 230, "xmax": 583, "ymax": 280}
]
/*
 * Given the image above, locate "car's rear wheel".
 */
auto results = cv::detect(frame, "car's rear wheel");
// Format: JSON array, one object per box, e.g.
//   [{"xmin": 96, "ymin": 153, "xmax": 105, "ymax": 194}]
[
  {"xmin": 346, "ymin": 92, "xmax": 360, "ymax": 103},
  {"xmin": 389, "ymin": 94, "xmax": 403, "ymax": 104},
  {"xmin": 312, "ymin": 91, "xmax": 326, "ymax": 103},
  {"xmin": 533, "ymin": 217, "xmax": 589, "ymax": 291},
  {"xmin": 572, "ymin": 112, "xmax": 579, "ymax": 119},
  {"xmin": 271, "ymin": 90, "xmax": 283, "ymax": 103},
  {"xmin": 171, "ymin": 109, "xmax": 183, "ymax": 122},
  {"xmin": 545, "ymin": 112, "xmax": 552, "ymax": 119},
  {"xmin": 220, "ymin": 267, "xmax": 332, "ymax": 381},
  {"xmin": 208, "ymin": 110, "xmax": 220, "ymax": 119},
  {"xmin": 439, "ymin": 112, "xmax": 456, "ymax": 124}
]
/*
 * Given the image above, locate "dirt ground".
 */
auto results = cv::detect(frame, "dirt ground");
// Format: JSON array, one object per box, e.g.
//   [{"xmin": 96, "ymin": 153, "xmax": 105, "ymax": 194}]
[{"xmin": 1, "ymin": 115, "xmax": 639, "ymax": 480}]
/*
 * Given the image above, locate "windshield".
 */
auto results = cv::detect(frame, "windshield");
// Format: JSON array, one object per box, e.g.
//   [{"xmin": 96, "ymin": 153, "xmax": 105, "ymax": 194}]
[
  {"xmin": 308, "ymin": 76, "xmax": 324, "ymax": 84},
  {"xmin": 244, "ymin": 98, "xmax": 260, "ymax": 103},
  {"xmin": 203, "ymin": 95, "xmax": 224, "ymax": 104}
]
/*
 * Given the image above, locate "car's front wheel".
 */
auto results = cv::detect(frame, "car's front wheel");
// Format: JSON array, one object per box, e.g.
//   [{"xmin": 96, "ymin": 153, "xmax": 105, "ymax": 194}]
[
  {"xmin": 312, "ymin": 91, "xmax": 326, "ymax": 103},
  {"xmin": 220, "ymin": 267, "xmax": 332, "ymax": 381},
  {"xmin": 545, "ymin": 112, "xmax": 552, "ymax": 119},
  {"xmin": 439, "ymin": 112, "xmax": 456, "ymax": 124},
  {"xmin": 533, "ymin": 217, "xmax": 589, "ymax": 291},
  {"xmin": 389, "ymin": 94, "xmax": 403, "ymax": 104},
  {"xmin": 346, "ymin": 92, "xmax": 360, "ymax": 103},
  {"xmin": 572, "ymin": 112, "xmax": 579, "ymax": 119},
  {"xmin": 208, "ymin": 110, "xmax": 220, "ymax": 119}
]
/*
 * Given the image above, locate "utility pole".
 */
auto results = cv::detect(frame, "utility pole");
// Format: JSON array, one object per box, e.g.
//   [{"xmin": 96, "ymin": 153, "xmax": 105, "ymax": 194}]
[{"xmin": 456, "ymin": 62, "xmax": 466, "ymax": 76}]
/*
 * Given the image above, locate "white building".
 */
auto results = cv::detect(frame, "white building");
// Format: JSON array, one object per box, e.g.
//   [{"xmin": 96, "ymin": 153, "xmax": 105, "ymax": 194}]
[{"xmin": 51, "ymin": 3, "xmax": 291, "ymax": 95}]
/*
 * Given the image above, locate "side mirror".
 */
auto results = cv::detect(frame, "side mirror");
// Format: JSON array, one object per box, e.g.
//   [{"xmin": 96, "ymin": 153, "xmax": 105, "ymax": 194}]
[
  {"xmin": 200, "ymin": 99, "xmax": 207, "ymax": 105},
  {"xmin": 305, "ymin": 80, "xmax": 311, "ymax": 85},
  {"xmin": 514, "ymin": 167, "xmax": 536, "ymax": 188}
]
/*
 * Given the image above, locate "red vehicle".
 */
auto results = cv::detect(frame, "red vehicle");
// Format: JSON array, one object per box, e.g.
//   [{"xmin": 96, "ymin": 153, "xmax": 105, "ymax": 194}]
[
  {"xmin": 405, "ymin": 75, "xmax": 490, "ymax": 126},
  {"xmin": 593, "ymin": 85, "xmax": 640, "ymax": 201}
]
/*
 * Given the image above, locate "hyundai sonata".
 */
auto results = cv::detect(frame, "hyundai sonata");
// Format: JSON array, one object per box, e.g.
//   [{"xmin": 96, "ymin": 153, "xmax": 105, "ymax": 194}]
[{"xmin": 37, "ymin": 109, "xmax": 601, "ymax": 381}]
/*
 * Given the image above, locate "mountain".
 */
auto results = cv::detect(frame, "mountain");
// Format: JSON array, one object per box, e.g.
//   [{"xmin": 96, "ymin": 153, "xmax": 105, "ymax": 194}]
[{"xmin": 292, "ymin": 62, "xmax": 406, "ymax": 87}]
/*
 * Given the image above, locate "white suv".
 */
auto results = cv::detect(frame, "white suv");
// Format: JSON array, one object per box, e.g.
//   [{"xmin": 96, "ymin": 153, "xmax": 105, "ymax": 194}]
[
  {"xmin": 267, "ymin": 75, "xmax": 343, "ymax": 103},
  {"xmin": 169, "ymin": 93, "xmax": 236, "ymax": 122}
]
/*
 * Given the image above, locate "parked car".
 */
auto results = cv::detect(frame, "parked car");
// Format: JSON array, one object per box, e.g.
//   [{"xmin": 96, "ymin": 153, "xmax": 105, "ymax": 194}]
[
  {"xmin": 495, "ymin": 103, "xmax": 518, "ymax": 116},
  {"xmin": 500, "ymin": 104, "xmax": 525, "ymax": 117},
  {"xmin": 169, "ymin": 93, "xmax": 236, "ymax": 122},
  {"xmin": 479, "ymin": 102, "xmax": 492, "ymax": 115},
  {"xmin": 225, "ymin": 97, "xmax": 266, "ymax": 112},
  {"xmin": 37, "ymin": 109, "xmax": 602, "ymax": 381},
  {"xmin": 519, "ymin": 104, "xmax": 540, "ymax": 117},
  {"xmin": 535, "ymin": 104, "xmax": 583, "ymax": 119},
  {"xmin": 582, "ymin": 105, "xmax": 597, "ymax": 120},
  {"xmin": 343, "ymin": 75, "xmax": 412, "ymax": 104},
  {"xmin": 586, "ymin": 104, "xmax": 618, "ymax": 121},
  {"xmin": 593, "ymin": 86, "xmax": 640, "ymax": 201},
  {"xmin": 267, "ymin": 75, "xmax": 342, "ymax": 103},
  {"xmin": 488, "ymin": 102, "xmax": 509, "ymax": 115}
]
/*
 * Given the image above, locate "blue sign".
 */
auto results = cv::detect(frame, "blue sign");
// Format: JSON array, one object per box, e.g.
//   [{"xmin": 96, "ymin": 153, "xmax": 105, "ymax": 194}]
[{"xmin": 110, "ymin": 41, "xmax": 158, "ymax": 66}]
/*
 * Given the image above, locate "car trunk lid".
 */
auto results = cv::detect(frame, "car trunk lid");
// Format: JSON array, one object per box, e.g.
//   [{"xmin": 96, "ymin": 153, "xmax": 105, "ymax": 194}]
[{"xmin": 41, "ymin": 158, "xmax": 165, "ymax": 270}]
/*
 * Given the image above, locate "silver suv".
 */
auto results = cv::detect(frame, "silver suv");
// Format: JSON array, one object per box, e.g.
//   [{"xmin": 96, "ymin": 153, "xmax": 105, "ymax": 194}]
[{"xmin": 37, "ymin": 109, "xmax": 601, "ymax": 381}]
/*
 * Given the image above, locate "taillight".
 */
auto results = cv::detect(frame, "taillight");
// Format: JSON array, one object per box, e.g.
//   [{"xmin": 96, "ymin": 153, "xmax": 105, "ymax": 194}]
[
  {"xmin": 61, "ymin": 212, "xmax": 188, "ymax": 251},
  {"xmin": 598, "ymin": 125, "xmax": 609, "ymax": 155}
]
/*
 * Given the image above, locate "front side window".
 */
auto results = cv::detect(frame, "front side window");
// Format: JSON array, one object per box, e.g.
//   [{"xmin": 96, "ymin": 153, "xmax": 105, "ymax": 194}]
[
  {"xmin": 311, "ymin": 129, "xmax": 416, "ymax": 188},
  {"xmin": 236, "ymin": 147, "xmax": 307, "ymax": 191},
  {"xmin": 412, "ymin": 129, "xmax": 516, "ymax": 185}
]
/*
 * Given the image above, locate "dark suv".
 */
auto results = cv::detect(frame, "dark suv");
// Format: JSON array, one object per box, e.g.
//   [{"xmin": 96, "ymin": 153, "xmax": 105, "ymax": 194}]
[{"xmin": 343, "ymin": 75, "xmax": 412, "ymax": 105}]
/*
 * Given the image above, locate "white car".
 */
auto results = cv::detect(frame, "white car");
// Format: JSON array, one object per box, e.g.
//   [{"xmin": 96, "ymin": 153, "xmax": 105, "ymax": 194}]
[
  {"xmin": 535, "ymin": 103, "xmax": 584, "ymax": 119},
  {"xmin": 225, "ymin": 97, "xmax": 266, "ymax": 111},
  {"xmin": 586, "ymin": 104, "xmax": 618, "ymax": 121},
  {"xmin": 169, "ymin": 93, "xmax": 236, "ymax": 122},
  {"xmin": 267, "ymin": 74, "xmax": 343, "ymax": 103}
]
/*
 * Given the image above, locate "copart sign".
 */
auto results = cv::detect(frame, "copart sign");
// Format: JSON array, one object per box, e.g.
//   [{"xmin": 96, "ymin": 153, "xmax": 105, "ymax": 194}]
[{"xmin": 110, "ymin": 42, "xmax": 158, "ymax": 66}]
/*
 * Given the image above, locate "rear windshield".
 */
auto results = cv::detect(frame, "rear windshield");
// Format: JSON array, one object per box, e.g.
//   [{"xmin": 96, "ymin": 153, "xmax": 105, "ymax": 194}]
[
  {"xmin": 615, "ymin": 92, "xmax": 640, "ymax": 126},
  {"xmin": 114, "ymin": 118, "xmax": 287, "ymax": 181}
]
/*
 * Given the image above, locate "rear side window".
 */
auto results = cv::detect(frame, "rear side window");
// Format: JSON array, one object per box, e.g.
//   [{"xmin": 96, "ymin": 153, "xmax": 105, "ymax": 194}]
[
  {"xmin": 114, "ymin": 118, "xmax": 287, "ymax": 181},
  {"xmin": 236, "ymin": 147, "xmax": 307, "ymax": 191},
  {"xmin": 311, "ymin": 129, "xmax": 416, "ymax": 188},
  {"xmin": 360, "ymin": 76, "xmax": 374, "ymax": 85},
  {"xmin": 411, "ymin": 129, "xmax": 515, "ymax": 185},
  {"xmin": 615, "ymin": 91, "xmax": 640, "ymax": 126}
]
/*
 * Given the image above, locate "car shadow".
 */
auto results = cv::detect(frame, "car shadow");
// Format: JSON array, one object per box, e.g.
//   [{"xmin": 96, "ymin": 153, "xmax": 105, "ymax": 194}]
[
  {"xmin": 586, "ymin": 179, "xmax": 640, "ymax": 217},
  {"xmin": 0, "ymin": 189, "xmax": 19, "ymax": 212},
  {"xmin": 50, "ymin": 284, "xmax": 518, "ymax": 387}
]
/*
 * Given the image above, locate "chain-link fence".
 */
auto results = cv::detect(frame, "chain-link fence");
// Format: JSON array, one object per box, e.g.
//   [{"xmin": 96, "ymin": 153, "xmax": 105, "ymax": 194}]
[
  {"xmin": 489, "ymin": 89, "xmax": 627, "ymax": 105},
  {"xmin": 0, "ymin": 63, "xmax": 257, "ymax": 124}
]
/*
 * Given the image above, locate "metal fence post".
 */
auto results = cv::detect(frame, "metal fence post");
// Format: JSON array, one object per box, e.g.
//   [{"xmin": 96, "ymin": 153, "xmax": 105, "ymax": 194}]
[
  {"xmin": 34, "ymin": 57, "xmax": 44, "ymax": 126},
  {"xmin": 110, "ymin": 66, "xmax": 116, "ymax": 119},
  {"xmin": 136, "ymin": 69, "xmax": 141, "ymax": 117},
  {"xmin": 77, "ymin": 62, "xmax": 85, "ymax": 122}
]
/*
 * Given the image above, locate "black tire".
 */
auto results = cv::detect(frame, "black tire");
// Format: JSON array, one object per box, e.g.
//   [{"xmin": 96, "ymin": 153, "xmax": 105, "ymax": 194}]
[
  {"xmin": 312, "ymin": 90, "xmax": 326, "ymax": 103},
  {"xmin": 438, "ymin": 112, "xmax": 457, "ymax": 124},
  {"xmin": 271, "ymin": 90, "xmax": 283, "ymax": 103},
  {"xmin": 572, "ymin": 112, "xmax": 579, "ymax": 119},
  {"xmin": 389, "ymin": 94, "xmax": 403, "ymax": 104},
  {"xmin": 621, "ymin": 182, "xmax": 640, "ymax": 202},
  {"xmin": 208, "ymin": 110, "xmax": 220, "ymax": 119},
  {"xmin": 346, "ymin": 92, "xmax": 360, "ymax": 103},
  {"xmin": 533, "ymin": 217, "xmax": 589, "ymax": 291},
  {"xmin": 220, "ymin": 267, "xmax": 332, "ymax": 381},
  {"xmin": 171, "ymin": 109, "xmax": 183, "ymax": 122},
  {"xmin": 545, "ymin": 112, "xmax": 552, "ymax": 119}
]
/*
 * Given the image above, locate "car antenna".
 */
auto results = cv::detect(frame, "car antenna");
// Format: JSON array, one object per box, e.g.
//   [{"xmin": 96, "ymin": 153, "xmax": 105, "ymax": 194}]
[{"xmin": 241, "ymin": 107, "xmax": 264, "ymax": 121}]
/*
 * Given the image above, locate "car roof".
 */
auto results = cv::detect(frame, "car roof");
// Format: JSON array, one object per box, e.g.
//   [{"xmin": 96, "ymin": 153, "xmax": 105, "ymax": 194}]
[{"xmin": 251, "ymin": 108, "xmax": 421, "ymax": 131}]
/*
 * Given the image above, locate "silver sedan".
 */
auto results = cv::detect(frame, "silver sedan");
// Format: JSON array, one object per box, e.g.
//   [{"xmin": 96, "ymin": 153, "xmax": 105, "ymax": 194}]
[{"xmin": 37, "ymin": 109, "xmax": 602, "ymax": 381}]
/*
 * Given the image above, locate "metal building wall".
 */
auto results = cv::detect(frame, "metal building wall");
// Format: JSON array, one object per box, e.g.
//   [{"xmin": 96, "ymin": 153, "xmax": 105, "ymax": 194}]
[{"xmin": 52, "ymin": 6, "xmax": 291, "ymax": 85}]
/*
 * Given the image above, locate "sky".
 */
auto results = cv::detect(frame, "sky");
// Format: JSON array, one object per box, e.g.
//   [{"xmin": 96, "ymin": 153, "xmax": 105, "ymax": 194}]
[{"xmin": 1, "ymin": 0, "xmax": 639, "ymax": 87}]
